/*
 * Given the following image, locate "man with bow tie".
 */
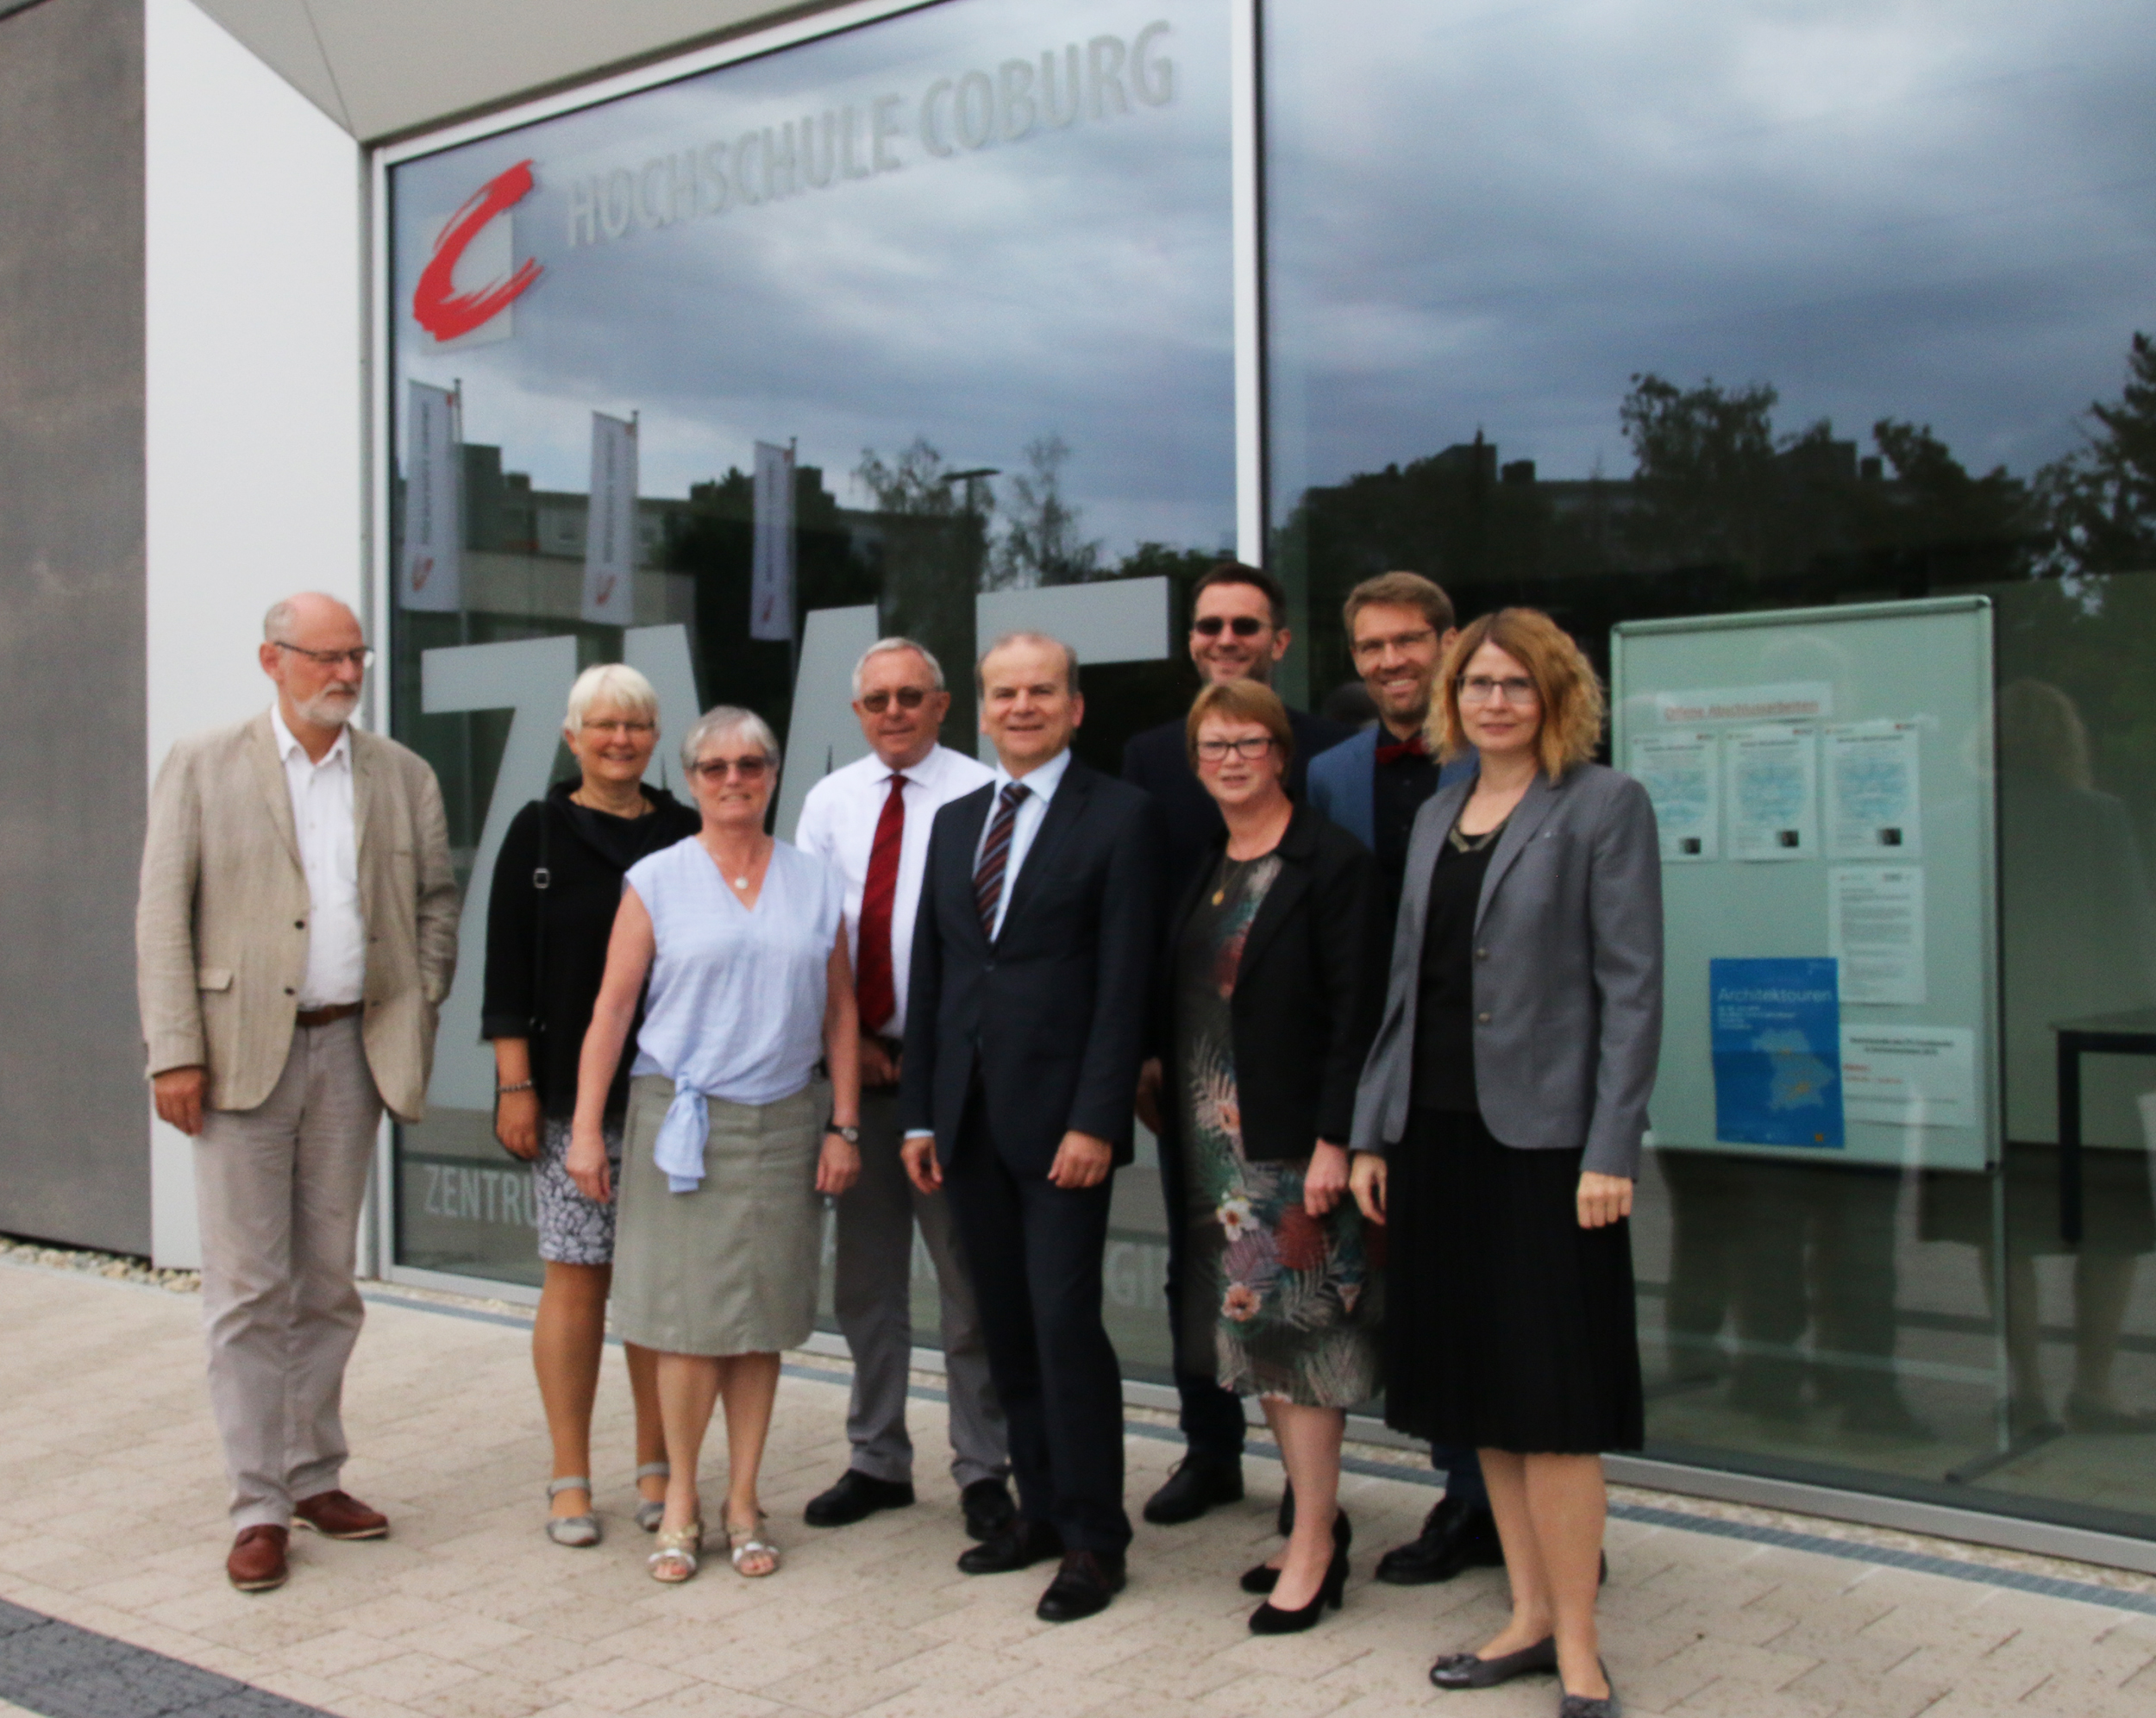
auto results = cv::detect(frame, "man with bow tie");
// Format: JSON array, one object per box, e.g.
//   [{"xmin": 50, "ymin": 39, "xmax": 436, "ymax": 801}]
[{"xmin": 1305, "ymin": 570, "xmax": 1507, "ymax": 1589}]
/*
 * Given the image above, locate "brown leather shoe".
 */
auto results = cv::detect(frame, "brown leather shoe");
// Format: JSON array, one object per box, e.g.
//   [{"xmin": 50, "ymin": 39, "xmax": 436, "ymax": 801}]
[
  {"xmin": 293, "ymin": 1489, "xmax": 389, "ymax": 1539},
  {"xmin": 227, "ymin": 1525, "xmax": 289, "ymax": 1592}
]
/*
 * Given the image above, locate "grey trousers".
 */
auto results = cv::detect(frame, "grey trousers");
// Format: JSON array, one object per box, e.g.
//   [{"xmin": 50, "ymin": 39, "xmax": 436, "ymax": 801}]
[
  {"xmin": 194, "ymin": 1018, "xmax": 382, "ymax": 1530},
  {"xmin": 833, "ymin": 1090, "xmax": 1008, "ymax": 1488}
]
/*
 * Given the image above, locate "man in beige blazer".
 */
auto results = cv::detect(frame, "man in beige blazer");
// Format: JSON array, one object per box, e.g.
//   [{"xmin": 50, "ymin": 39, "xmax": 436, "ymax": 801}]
[{"xmin": 137, "ymin": 593, "xmax": 459, "ymax": 1592}]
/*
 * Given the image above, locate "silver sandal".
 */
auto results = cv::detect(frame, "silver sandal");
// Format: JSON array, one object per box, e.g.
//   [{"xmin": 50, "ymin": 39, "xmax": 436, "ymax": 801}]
[
  {"xmin": 545, "ymin": 1477, "xmax": 600, "ymax": 1547},
  {"xmin": 726, "ymin": 1512, "xmax": 780, "ymax": 1577},
  {"xmin": 635, "ymin": 1462, "xmax": 669, "ymax": 1533}
]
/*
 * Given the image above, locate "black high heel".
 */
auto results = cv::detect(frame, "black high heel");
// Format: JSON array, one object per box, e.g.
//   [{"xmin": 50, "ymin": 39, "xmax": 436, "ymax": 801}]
[
  {"xmin": 1239, "ymin": 1509, "xmax": 1351, "ymax": 1596},
  {"xmin": 1248, "ymin": 1543, "xmax": 1349, "ymax": 1633}
]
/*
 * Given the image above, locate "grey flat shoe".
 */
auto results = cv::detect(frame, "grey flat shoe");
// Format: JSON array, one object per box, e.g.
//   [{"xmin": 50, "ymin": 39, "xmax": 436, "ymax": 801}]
[
  {"xmin": 1557, "ymin": 1659, "xmax": 1620, "ymax": 1716},
  {"xmin": 635, "ymin": 1462, "xmax": 670, "ymax": 1533},
  {"xmin": 1430, "ymin": 1635, "xmax": 1558, "ymax": 1689},
  {"xmin": 545, "ymin": 1477, "xmax": 600, "ymax": 1547}
]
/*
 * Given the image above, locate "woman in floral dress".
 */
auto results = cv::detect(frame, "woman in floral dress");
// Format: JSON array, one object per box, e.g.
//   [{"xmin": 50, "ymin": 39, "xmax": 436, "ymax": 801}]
[{"xmin": 1156, "ymin": 680, "xmax": 1388, "ymax": 1633}]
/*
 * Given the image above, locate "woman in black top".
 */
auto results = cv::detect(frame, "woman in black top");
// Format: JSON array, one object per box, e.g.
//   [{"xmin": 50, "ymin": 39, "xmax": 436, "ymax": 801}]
[
  {"xmin": 1150, "ymin": 680, "xmax": 1387, "ymax": 1635},
  {"xmin": 1351, "ymin": 610, "xmax": 1659, "ymax": 1717},
  {"xmin": 483, "ymin": 663, "xmax": 699, "ymax": 1548}
]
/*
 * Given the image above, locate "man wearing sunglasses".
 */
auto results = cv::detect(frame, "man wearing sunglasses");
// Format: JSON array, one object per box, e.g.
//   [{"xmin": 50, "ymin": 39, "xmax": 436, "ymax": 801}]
[
  {"xmin": 1121, "ymin": 562, "xmax": 1354, "ymax": 1528},
  {"xmin": 136, "ymin": 593, "xmax": 459, "ymax": 1593},
  {"xmin": 792, "ymin": 639, "xmax": 1013, "ymax": 1543}
]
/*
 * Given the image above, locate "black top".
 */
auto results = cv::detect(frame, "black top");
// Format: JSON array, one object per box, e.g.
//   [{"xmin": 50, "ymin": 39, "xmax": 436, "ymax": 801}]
[
  {"xmin": 1122, "ymin": 704, "xmax": 1356, "ymax": 900},
  {"xmin": 481, "ymin": 781, "xmax": 701, "ymax": 1118},
  {"xmin": 1151, "ymin": 804, "xmax": 1387, "ymax": 1161},
  {"xmin": 1371, "ymin": 742, "xmax": 1443, "ymax": 912},
  {"xmin": 1413, "ymin": 823, "xmax": 1503, "ymax": 1114}
]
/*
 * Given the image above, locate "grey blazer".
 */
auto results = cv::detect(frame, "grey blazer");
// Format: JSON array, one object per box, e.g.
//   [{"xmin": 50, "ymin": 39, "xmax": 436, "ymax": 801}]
[{"xmin": 1349, "ymin": 761, "xmax": 1664, "ymax": 1179}]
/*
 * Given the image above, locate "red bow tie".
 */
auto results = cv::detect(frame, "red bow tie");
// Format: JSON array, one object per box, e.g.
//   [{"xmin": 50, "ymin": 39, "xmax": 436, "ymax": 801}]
[{"xmin": 1376, "ymin": 731, "xmax": 1430, "ymax": 765}]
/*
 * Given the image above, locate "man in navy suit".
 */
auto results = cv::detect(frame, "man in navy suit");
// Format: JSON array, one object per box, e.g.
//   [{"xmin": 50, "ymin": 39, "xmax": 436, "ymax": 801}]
[
  {"xmin": 1306, "ymin": 570, "xmax": 1505, "ymax": 1586},
  {"xmin": 1121, "ymin": 562, "xmax": 1353, "ymax": 1525},
  {"xmin": 901, "ymin": 631, "xmax": 1164, "ymax": 1624}
]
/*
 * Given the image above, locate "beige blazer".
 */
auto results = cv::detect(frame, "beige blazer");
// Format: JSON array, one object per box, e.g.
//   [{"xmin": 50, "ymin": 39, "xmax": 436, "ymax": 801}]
[{"xmin": 136, "ymin": 712, "xmax": 461, "ymax": 1121}]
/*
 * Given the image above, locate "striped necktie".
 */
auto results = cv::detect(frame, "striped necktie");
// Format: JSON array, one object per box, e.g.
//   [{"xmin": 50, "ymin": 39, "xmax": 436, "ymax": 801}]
[{"xmin": 974, "ymin": 781, "xmax": 1031, "ymax": 938}]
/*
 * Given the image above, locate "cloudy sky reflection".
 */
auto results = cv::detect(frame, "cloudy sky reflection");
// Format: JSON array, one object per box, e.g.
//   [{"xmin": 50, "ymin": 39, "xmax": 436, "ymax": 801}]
[
  {"xmin": 1266, "ymin": 0, "xmax": 2156, "ymax": 506},
  {"xmin": 392, "ymin": 0, "xmax": 1234, "ymax": 554}
]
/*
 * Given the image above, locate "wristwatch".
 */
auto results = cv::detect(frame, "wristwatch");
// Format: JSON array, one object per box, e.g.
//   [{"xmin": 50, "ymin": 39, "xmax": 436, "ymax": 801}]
[{"xmin": 826, "ymin": 1122, "xmax": 861, "ymax": 1144}]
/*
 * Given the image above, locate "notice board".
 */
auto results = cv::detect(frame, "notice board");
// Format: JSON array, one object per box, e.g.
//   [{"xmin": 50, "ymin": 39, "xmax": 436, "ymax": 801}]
[{"xmin": 1611, "ymin": 598, "xmax": 1997, "ymax": 1169}]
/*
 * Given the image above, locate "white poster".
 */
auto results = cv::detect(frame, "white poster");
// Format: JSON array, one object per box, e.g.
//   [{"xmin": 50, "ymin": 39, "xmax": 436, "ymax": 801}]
[
  {"xmin": 1826, "ymin": 720, "xmax": 1923, "ymax": 860},
  {"xmin": 581, "ymin": 411, "xmax": 638, "ymax": 624},
  {"xmin": 1725, "ymin": 724, "xmax": 1817, "ymax": 860},
  {"xmin": 1630, "ymin": 731, "xmax": 1720, "ymax": 861},
  {"xmin": 398, "ymin": 382, "xmax": 462, "ymax": 611},
  {"xmin": 1840, "ymin": 1025, "xmax": 1976, "ymax": 1129},
  {"xmin": 750, "ymin": 439, "xmax": 796, "ymax": 643},
  {"xmin": 1830, "ymin": 864, "xmax": 1927, "ymax": 1004}
]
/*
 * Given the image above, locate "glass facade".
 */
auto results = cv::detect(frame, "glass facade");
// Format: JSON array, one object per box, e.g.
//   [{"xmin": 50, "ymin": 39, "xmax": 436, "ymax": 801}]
[
  {"xmin": 383, "ymin": 0, "xmax": 2156, "ymax": 1550},
  {"xmin": 1266, "ymin": 0, "xmax": 2156, "ymax": 1543}
]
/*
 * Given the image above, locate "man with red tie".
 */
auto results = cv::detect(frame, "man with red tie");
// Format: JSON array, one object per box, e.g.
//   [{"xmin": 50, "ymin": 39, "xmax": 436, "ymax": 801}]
[{"xmin": 793, "ymin": 638, "xmax": 1012, "ymax": 1539}]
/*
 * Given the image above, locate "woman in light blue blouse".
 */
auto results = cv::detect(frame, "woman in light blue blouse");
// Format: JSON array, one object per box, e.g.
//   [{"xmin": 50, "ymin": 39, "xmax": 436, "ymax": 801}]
[{"xmin": 572, "ymin": 705, "xmax": 862, "ymax": 1584}]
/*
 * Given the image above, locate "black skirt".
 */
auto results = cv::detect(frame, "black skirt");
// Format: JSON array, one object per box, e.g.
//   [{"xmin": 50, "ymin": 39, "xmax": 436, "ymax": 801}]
[{"xmin": 1383, "ymin": 1108, "xmax": 1645, "ymax": 1454}]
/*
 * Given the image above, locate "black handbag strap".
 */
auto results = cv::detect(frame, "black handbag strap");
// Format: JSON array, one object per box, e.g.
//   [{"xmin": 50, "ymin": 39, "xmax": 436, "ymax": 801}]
[{"xmin": 529, "ymin": 800, "xmax": 551, "ymax": 1053}]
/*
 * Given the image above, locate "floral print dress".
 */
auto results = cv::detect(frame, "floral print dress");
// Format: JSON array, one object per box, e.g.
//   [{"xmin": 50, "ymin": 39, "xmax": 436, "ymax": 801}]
[{"xmin": 1173, "ymin": 851, "xmax": 1382, "ymax": 1408}]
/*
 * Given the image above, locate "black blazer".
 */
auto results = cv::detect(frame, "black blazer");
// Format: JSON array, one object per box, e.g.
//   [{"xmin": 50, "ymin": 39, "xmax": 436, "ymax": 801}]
[
  {"xmin": 481, "ymin": 781, "xmax": 699, "ymax": 1117},
  {"xmin": 1153, "ymin": 805, "xmax": 1386, "ymax": 1163},
  {"xmin": 900, "ymin": 756, "xmax": 1166, "ymax": 1176},
  {"xmin": 1123, "ymin": 705, "xmax": 1356, "ymax": 900}
]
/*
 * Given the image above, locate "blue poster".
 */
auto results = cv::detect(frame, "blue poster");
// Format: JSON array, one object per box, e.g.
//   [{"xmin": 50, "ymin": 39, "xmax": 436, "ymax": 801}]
[{"xmin": 1710, "ymin": 957, "xmax": 1845, "ymax": 1149}]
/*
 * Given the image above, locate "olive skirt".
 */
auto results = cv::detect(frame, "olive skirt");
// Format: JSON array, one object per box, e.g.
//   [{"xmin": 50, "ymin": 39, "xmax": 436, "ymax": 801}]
[
  {"xmin": 611, "ymin": 1075, "xmax": 824, "ymax": 1357},
  {"xmin": 1384, "ymin": 1107, "xmax": 1645, "ymax": 1454}
]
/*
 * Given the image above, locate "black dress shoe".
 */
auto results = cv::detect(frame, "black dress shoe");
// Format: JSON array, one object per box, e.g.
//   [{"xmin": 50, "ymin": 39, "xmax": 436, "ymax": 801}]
[
  {"xmin": 957, "ymin": 1518, "xmax": 1063, "ymax": 1574},
  {"xmin": 1241, "ymin": 1508, "xmax": 1351, "ymax": 1593},
  {"xmin": 1143, "ymin": 1452, "xmax": 1244, "ymax": 1525},
  {"xmin": 803, "ymin": 1469, "xmax": 916, "ymax": 1527},
  {"xmin": 960, "ymin": 1477, "xmax": 1018, "ymax": 1541},
  {"xmin": 1036, "ymin": 1549, "xmax": 1125, "ymax": 1622},
  {"xmin": 1248, "ymin": 1544, "xmax": 1347, "ymax": 1633},
  {"xmin": 1376, "ymin": 1495, "xmax": 1504, "ymax": 1585}
]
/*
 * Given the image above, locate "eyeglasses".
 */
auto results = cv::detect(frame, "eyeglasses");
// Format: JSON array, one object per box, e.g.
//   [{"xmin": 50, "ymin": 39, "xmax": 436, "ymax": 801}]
[
  {"xmin": 689, "ymin": 756, "xmax": 773, "ymax": 781},
  {"xmin": 1351, "ymin": 627, "xmax": 1438, "ymax": 660},
  {"xmin": 1193, "ymin": 615, "xmax": 1267, "ymax": 638},
  {"xmin": 272, "ymin": 641, "xmax": 374, "ymax": 669},
  {"xmin": 582, "ymin": 719, "xmax": 655, "ymax": 737},
  {"xmin": 858, "ymin": 687, "xmax": 932, "ymax": 713},
  {"xmin": 1457, "ymin": 674, "xmax": 1540, "ymax": 705},
  {"xmin": 1195, "ymin": 736, "xmax": 1276, "ymax": 762}
]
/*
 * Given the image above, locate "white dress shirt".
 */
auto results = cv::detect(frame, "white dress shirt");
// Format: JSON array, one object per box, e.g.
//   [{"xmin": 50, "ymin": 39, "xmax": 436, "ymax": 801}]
[
  {"xmin": 793, "ymin": 741, "xmax": 993, "ymax": 1038},
  {"xmin": 270, "ymin": 704, "xmax": 367, "ymax": 1008},
  {"xmin": 975, "ymin": 745, "xmax": 1073, "ymax": 943}
]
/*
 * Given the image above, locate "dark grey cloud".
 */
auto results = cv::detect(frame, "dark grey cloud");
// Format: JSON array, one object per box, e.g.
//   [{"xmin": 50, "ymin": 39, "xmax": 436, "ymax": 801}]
[{"xmin": 1264, "ymin": 0, "xmax": 2156, "ymax": 506}]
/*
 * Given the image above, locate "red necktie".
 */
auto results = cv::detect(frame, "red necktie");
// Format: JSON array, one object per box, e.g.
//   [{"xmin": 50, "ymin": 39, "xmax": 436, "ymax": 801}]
[
  {"xmin": 1376, "ymin": 730, "xmax": 1430, "ymax": 766},
  {"xmin": 855, "ymin": 774, "xmax": 906, "ymax": 1031}
]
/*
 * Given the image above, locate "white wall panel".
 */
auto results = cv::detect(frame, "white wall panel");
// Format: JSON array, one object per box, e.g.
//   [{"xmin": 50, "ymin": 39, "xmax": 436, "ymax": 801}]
[{"xmin": 145, "ymin": 0, "xmax": 364, "ymax": 1267}]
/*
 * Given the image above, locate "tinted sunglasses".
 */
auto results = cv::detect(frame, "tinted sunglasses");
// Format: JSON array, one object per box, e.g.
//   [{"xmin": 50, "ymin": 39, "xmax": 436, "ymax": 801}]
[
  {"xmin": 1193, "ymin": 616, "xmax": 1267, "ymax": 637},
  {"xmin": 859, "ymin": 687, "xmax": 931, "ymax": 713}
]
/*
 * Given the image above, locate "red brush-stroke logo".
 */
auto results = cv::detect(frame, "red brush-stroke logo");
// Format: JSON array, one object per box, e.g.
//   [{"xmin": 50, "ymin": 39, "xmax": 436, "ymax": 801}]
[{"xmin": 413, "ymin": 160, "xmax": 542, "ymax": 341}]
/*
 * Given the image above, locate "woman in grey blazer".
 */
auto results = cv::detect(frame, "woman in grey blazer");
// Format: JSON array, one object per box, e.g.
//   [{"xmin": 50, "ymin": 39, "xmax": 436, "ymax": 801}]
[{"xmin": 1349, "ymin": 608, "xmax": 1661, "ymax": 1718}]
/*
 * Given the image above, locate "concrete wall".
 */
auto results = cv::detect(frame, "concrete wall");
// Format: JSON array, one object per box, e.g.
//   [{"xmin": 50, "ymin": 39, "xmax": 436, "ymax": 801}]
[
  {"xmin": 144, "ymin": 0, "xmax": 367, "ymax": 1268},
  {"xmin": 0, "ymin": 0, "xmax": 152, "ymax": 1253}
]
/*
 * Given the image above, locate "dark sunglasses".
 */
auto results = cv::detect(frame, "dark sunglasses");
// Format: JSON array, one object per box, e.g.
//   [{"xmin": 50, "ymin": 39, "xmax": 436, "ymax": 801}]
[
  {"xmin": 859, "ymin": 687, "xmax": 931, "ymax": 713},
  {"xmin": 1193, "ymin": 615, "xmax": 1267, "ymax": 637}
]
